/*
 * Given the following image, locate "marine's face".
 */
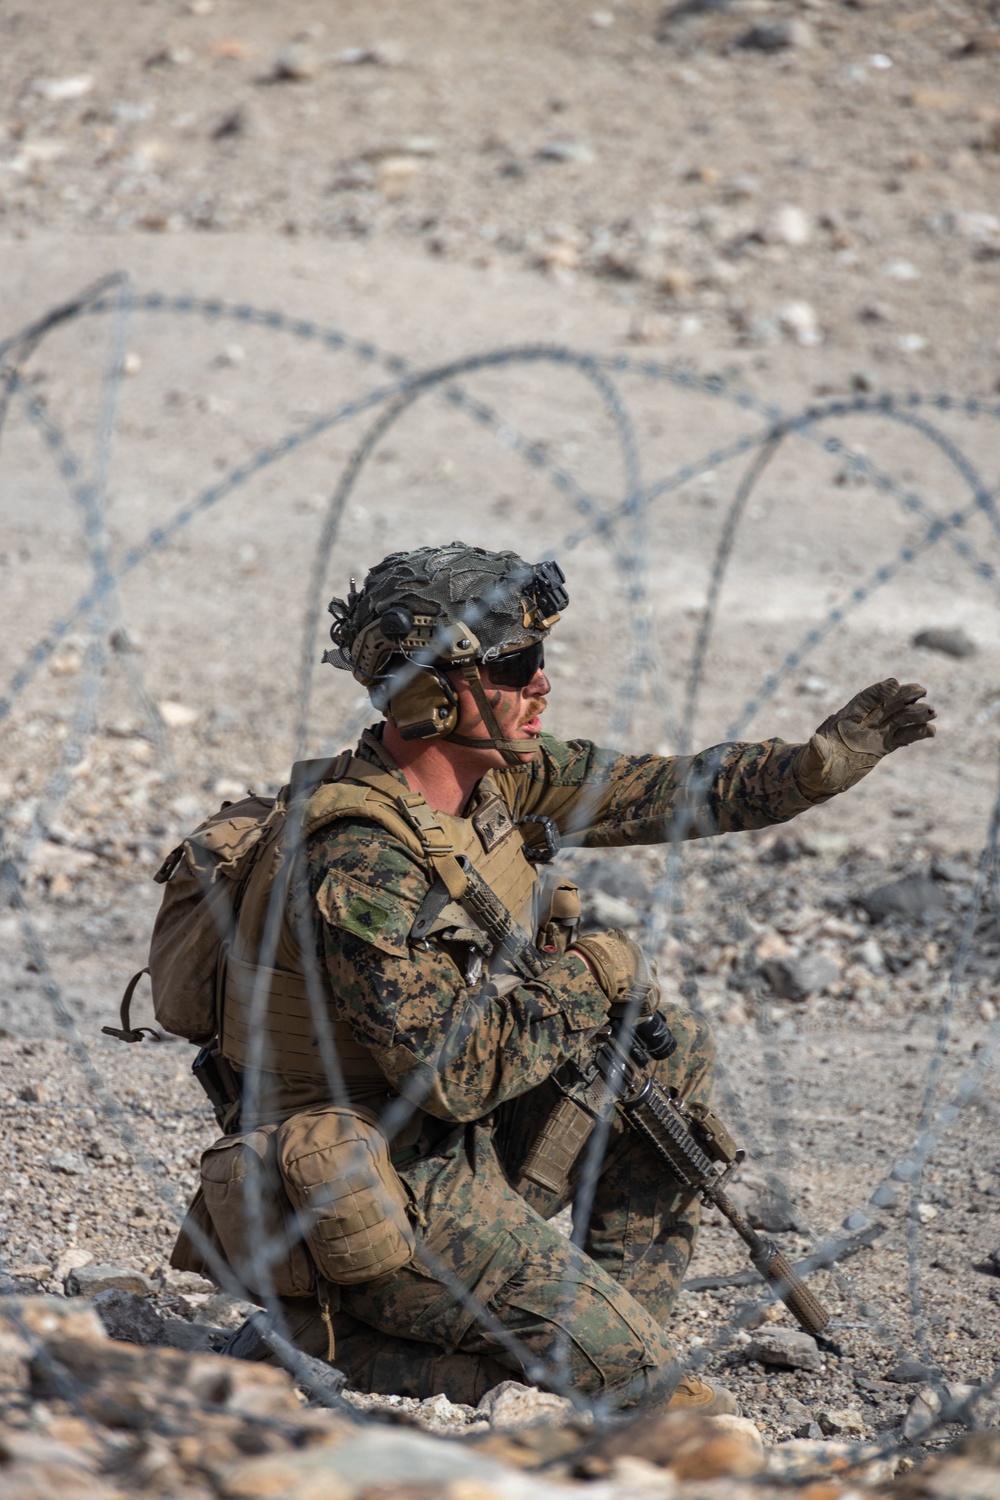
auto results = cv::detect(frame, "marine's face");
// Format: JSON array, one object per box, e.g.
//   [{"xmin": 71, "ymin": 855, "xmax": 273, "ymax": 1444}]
[{"xmin": 448, "ymin": 653, "xmax": 552, "ymax": 766}]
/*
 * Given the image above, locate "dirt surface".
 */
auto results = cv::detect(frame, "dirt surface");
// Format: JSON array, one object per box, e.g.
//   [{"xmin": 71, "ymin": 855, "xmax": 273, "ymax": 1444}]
[{"xmin": 2, "ymin": 0, "xmax": 999, "ymax": 1479}]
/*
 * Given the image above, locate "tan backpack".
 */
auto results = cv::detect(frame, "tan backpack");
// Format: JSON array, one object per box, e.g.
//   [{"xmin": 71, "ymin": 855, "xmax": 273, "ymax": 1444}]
[
  {"xmin": 104, "ymin": 789, "xmax": 286, "ymax": 1045},
  {"xmin": 103, "ymin": 747, "xmax": 469, "ymax": 1049}
]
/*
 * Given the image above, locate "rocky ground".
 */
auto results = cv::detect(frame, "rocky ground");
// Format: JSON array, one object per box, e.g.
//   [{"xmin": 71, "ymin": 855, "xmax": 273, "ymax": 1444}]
[{"xmin": 2, "ymin": 1, "xmax": 1000, "ymax": 1496}]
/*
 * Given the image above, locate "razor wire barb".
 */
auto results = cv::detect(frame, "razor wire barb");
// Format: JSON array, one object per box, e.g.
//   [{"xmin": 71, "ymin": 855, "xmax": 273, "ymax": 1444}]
[{"xmin": 1, "ymin": 281, "xmax": 999, "ymax": 1457}]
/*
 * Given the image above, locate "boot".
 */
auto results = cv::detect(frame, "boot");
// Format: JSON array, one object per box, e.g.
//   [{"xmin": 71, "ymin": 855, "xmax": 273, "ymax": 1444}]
[{"xmin": 666, "ymin": 1371, "xmax": 739, "ymax": 1416}]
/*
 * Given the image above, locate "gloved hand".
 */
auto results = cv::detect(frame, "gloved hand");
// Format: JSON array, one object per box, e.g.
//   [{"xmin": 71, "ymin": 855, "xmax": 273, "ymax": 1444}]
[
  {"xmin": 795, "ymin": 678, "xmax": 936, "ymax": 799},
  {"xmin": 570, "ymin": 928, "xmax": 660, "ymax": 1018}
]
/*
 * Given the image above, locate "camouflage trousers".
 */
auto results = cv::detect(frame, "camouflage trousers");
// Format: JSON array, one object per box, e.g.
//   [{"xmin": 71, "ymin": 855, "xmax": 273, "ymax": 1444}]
[{"xmin": 273, "ymin": 1000, "xmax": 716, "ymax": 1409}]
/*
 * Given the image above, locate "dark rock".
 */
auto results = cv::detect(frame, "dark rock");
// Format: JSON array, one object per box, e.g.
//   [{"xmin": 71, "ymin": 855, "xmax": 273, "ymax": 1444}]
[
  {"xmin": 212, "ymin": 106, "xmax": 248, "ymax": 141},
  {"xmin": 160, "ymin": 1318, "xmax": 226, "ymax": 1353},
  {"xmin": 747, "ymin": 1328, "xmax": 823, "ymax": 1371},
  {"xmin": 759, "ymin": 835, "xmax": 806, "ymax": 866},
  {"xmin": 781, "ymin": 1399, "xmax": 820, "ymax": 1438},
  {"xmin": 931, "ymin": 855, "xmax": 971, "ymax": 883},
  {"xmin": 887, "ymin": 1357, "xmax": 937, "ymax": 1384},
  {"xmin": 575, "ymin": 858, "xmax": 650, "ymax": 905},
  {"xmin": 271, "ymin": 42, "xmax": 320, "ymax": 83},
  {"xmin": 739, "ymin": 18, "xmax": 814, "ymax": 51},
  {"xmin": 869, "ymin": 1182, "xmax": 900, "ymax": 1210},
  {"xmin": 92, "ymin": 1288, "xmax": 168, "ymax": 1347},
  {"xmin": 855, "ymin": 874, "xmax": 949, "ymax": 925},
  {"xmin": 912, "ymin": 626, "xmax": 976, "ymax": 659},
  {"xmin": 761, "ymin": 953, "xmax": 840, "ymax": 1001},
  {"xmin": 746, "ymin": 1191, "xmax": 798, "ymax": 1233}
]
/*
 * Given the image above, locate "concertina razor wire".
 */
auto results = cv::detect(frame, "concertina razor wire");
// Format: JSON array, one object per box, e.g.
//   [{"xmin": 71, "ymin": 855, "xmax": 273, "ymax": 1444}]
[{"xmin": 0, "ymin": 276, "xmax": 998, "ymax": 1458}]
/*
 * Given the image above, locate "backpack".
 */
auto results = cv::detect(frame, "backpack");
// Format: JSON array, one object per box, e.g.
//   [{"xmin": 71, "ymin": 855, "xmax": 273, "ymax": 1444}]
[
  {"xmin": 104, "ymin": 787, "xmax": 286, "ymax": 1045},
  {"xmin": 102, "ymin": 748, "xmax": 476, "ymax": 1048}
]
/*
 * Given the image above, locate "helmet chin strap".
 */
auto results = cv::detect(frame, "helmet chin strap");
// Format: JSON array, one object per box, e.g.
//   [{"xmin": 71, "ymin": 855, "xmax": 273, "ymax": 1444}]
[{"xmin": 445, "ymin": 663, "xmax": 538, "ymax": 769}]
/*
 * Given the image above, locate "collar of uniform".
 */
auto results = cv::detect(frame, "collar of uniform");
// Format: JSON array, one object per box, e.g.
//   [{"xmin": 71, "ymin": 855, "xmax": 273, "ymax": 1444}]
[{"xmin": 357, "ymin": 724, "xmax": 409, "ymax": 782}]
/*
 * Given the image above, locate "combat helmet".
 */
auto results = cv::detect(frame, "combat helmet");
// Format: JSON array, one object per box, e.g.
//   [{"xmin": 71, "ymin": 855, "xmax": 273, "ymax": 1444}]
[{"xmin": 324, "ymin": 542, "xmax": 568, "ymax": 765}]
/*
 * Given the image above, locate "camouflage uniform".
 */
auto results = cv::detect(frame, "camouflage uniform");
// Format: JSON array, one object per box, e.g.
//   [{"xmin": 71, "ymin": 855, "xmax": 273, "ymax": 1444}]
[{"xmin": 256, "ymin": 727, "xmax": 813, "ymax": 1406}]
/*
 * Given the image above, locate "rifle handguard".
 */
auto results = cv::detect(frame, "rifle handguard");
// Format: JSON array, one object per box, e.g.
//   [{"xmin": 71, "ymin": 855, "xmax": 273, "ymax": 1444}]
[{"xmin": 750, "ymin": 1239, "xmax": 830, "ymax": 1338}]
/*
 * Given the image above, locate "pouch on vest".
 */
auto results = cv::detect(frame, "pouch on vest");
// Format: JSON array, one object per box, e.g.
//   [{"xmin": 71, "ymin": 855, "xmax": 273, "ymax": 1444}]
[
  {"xmin": 277, "ymin": 1105, "xmax": 415, "ymax": 1285},
  {"xmin": 536, "ymin": 874, "xmax": 581, "ymax": 956},
  {"xmin": 199, "ymin": 1125, "xmax": 314, "ymax": 1300},
  {"xmin": 169, "ymin": 1186, "xmax": 221, "ymax": 1280},
  {"xmin": 147, "ymin": 793, "xmax": 281, "ymax": 1042}
]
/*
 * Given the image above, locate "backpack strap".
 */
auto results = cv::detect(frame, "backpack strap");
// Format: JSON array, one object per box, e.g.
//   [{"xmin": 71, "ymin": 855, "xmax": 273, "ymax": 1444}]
[
  {"xmin": 102, "ymin": 966, "xmax": 160, "ymax": 1043},
  {"xmin": 229, "ymin": 800, "xmax": 290, "ymax": 963}
]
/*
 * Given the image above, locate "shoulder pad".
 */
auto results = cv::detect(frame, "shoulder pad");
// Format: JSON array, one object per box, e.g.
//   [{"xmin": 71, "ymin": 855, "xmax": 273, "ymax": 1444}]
[{"xmin": 303, "ymin": 779, "xmax": 425, "ymax": 861}]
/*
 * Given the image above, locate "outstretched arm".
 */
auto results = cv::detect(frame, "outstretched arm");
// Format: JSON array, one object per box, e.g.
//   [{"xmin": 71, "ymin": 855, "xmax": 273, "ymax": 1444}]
[{"xmin": 503, "ymin": 680, "xmax": 937, "ymax": 849}]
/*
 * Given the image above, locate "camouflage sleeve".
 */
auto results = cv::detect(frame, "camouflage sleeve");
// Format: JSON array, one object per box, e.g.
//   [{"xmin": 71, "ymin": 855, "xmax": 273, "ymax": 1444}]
[
  {"xmin": 300, "ymin": 820, "xmax": 608, "ymax": 1123},
  {"xmin": 506, "ymin": 733, "xmax": 814, "ymax": 847}
]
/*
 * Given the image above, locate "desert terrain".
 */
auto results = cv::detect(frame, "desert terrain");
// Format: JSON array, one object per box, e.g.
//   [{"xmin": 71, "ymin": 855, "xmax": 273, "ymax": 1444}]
[{"xmin": 1, "ymin": 3, "xmax": 999, "ymax": 1496}]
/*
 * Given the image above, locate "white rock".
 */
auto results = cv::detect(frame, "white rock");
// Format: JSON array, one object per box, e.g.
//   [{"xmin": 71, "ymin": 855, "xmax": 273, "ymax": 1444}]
[
  {"xmin": 335, "ymin": 40, "xmax": 405, "ymax": 67},
  {"xmin": 55, "ymin": 1247, "xmax": 93, "ymax": 1280},
  {"xmin": 769, "ymin": 204, "xmax": 811, "ymax": 248},
  {"xmin": 897, "ymin": 333, "xmax": 927, "ymax": 354},
  {"xmin": 609, "ymin": 1454, "xmax": 677, "ymax": 1493},
  {"xmin": 954, "ymin": 210, "xmax": 1000, "ymax": 241},
  {"xmin": 477, "ymin": 1379, "xmax": 575, "ymax": 1429},
  {"xmin": 777, "ymin": 300, "xmax": 821, "ymax": 345},
  {"xmin": 537, "ymin": 140, "xmax": 595, "ymax": 165},
  {"xmin": 66, "ymin": 1264, "xmax": 157, "ymax": 1298},
  {"xmin": 590, "ymin": 10, "xmax": 614, "ymax": 27},
  {"xmin": 29, "ymin": 841, "xmax": 97, "ymax": 878},
  {"xmin": 272, "ymin": 42, "xmax": 319, "ymax": 82},
  {"xmin": 34, "ymin": 75, "xmax": 95, "ymax": 102},
  {"xmin": 709, "ymin": 1414, "xmax": 765, "ymax": 1458},
  {"xmin": 903, "ymin": 1385, "xmax": 941, "ymax": 1439},
  {"xmin": 881, "ymin": 259, "xmax": 921, "ymax": 280},
  {"xmin": 157, "ymin": 700, "xmax": 199, "ymax": 728},
  {"xmin": 588, "ymin": 890, "xmax": 641, "ymax": 927},
  {"xmin": 916, "ymin": 1201, "xmax": 938, "ymax": 1223},
  {"xmin": 856, "ymin": 937, "xmax": 885, "ymax": 973},
  {"xmin": 213, "ymin": 777, "xmax": 251, "ymax": 800},
  {"xmin": 817, "ymin": 1407, "xmax": 867, "ymax": 1436}
]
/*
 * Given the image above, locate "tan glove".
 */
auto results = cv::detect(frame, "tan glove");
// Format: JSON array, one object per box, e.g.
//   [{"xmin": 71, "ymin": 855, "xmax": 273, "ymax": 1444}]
[
  {"xmin": 795, "ymin": 678, "xmax": 936, "ymax": 799},
  {"xmin": 570, "ymin": 928, "xmax": 660, "ymax": 1018}
]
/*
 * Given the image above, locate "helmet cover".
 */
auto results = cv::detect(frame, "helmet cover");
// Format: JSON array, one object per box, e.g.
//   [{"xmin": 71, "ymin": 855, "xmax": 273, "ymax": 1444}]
[{"xmin": 324, "ymin": 541, "xmax": 567, "ymax": 690}]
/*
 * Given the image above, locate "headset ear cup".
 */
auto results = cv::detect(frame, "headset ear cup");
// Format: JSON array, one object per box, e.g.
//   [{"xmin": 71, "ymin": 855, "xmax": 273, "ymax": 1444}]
[{"xmin": 388, "ymin": 668, "xmax": 458, "ymax": 740}]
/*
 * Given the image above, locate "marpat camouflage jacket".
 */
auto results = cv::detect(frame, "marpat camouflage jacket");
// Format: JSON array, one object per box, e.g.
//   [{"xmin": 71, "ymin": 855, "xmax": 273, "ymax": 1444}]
[{"xmin": 299, "ymin": 730, "xmax": 812, "ymax": 1124}]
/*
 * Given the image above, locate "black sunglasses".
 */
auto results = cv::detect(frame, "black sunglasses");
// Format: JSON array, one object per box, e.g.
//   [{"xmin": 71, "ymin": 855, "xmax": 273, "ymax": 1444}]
[{"xmin": 484, "ymin": 642, "xmax": 545, "ymax": 689}]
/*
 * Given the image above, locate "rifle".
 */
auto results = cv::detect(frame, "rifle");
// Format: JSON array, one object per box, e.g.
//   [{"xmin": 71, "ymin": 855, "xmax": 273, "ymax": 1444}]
[{"xmin": 454, "ymin": 854, "xmax": 830, "ymax": 1339}]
